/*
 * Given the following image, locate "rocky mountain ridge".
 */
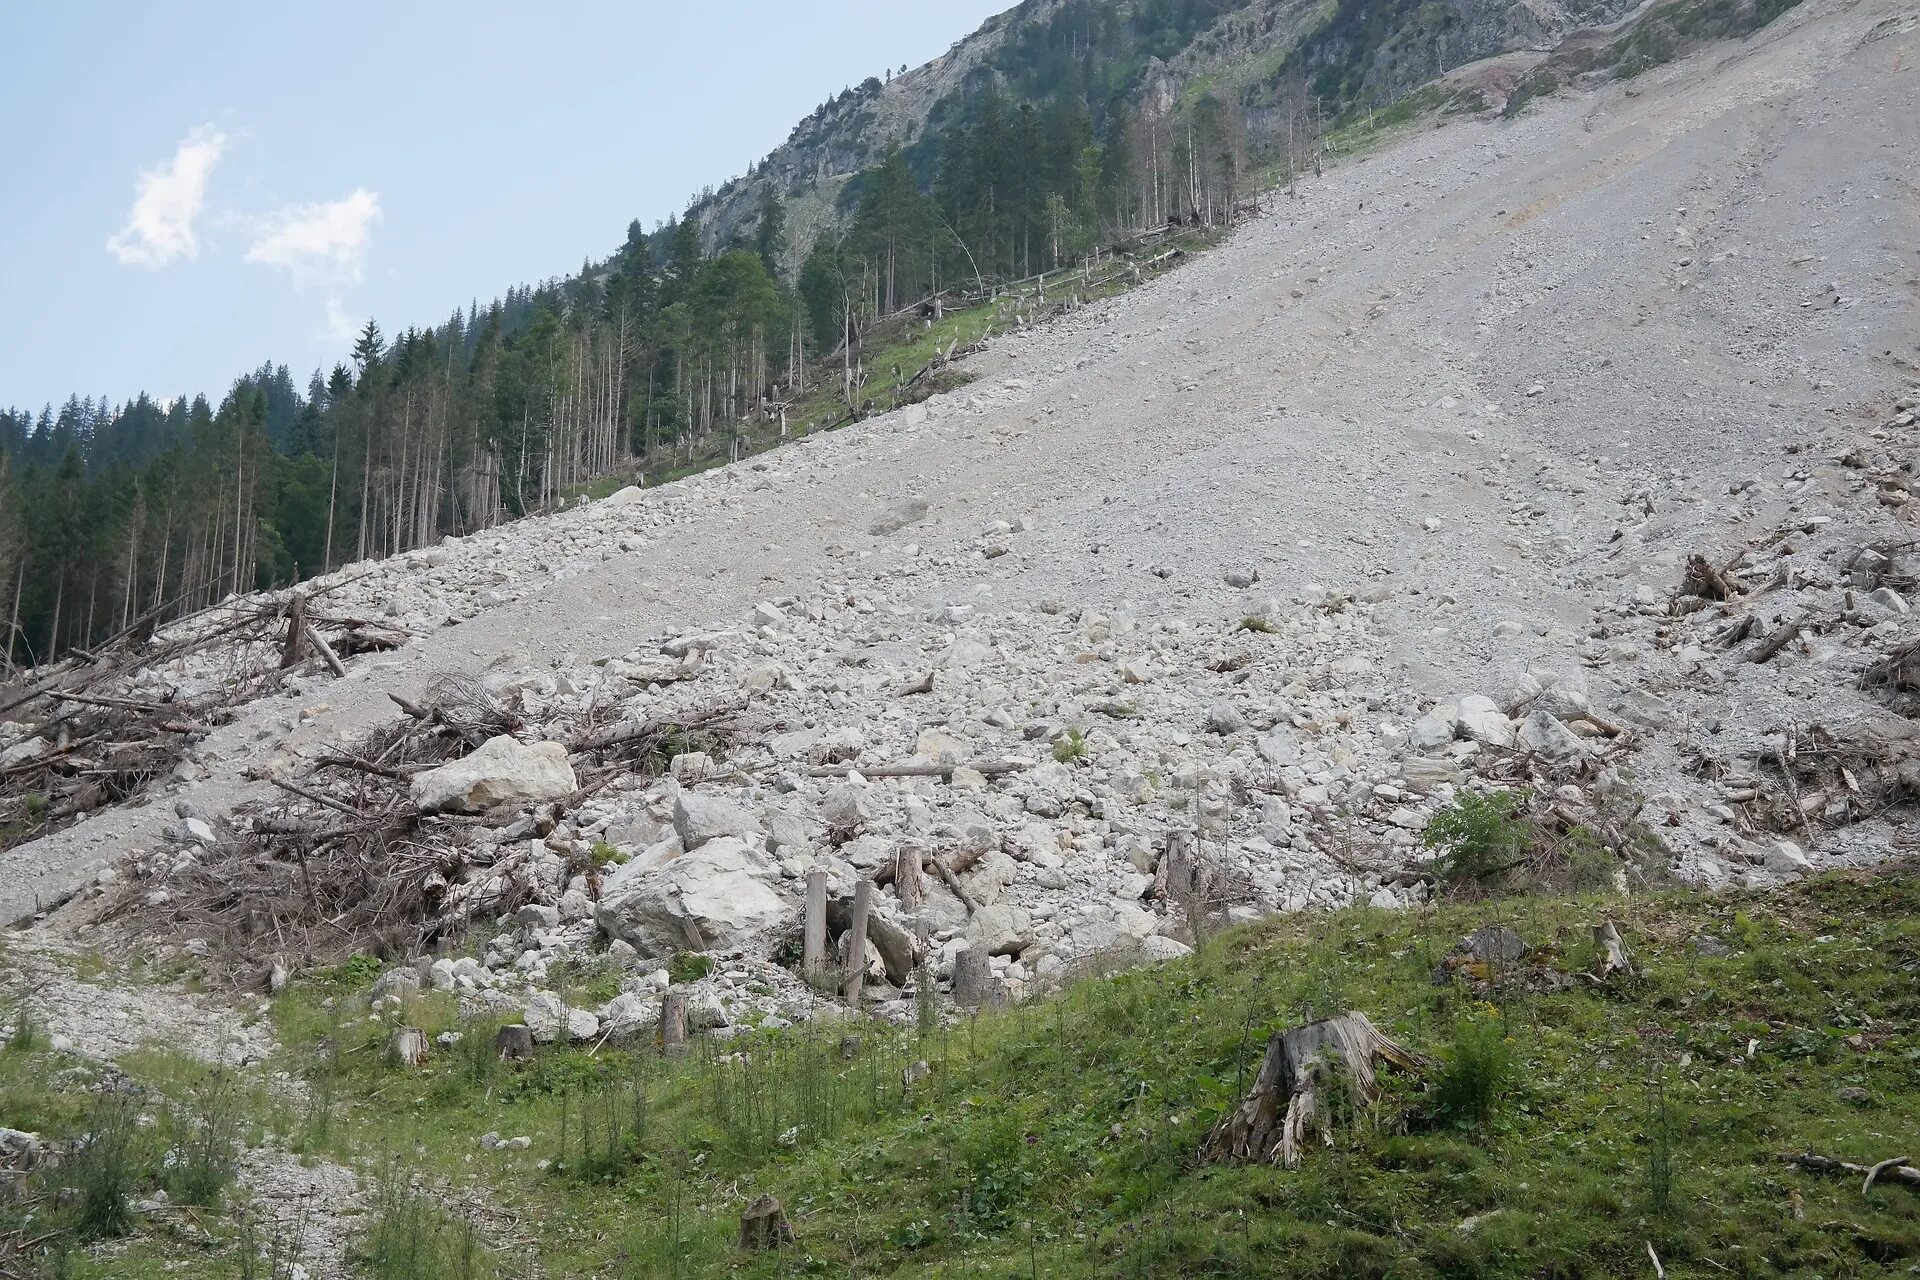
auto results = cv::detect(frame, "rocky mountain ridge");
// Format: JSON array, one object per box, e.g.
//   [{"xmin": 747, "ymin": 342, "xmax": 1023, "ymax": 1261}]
[{"xmin": 684, "ymin": 0, "xmax": 1661, "ymax": 271}]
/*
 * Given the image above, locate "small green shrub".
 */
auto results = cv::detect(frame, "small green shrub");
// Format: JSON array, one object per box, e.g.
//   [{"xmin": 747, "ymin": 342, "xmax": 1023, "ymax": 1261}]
[
  {"xmin": 1237, "ymin": 616, "xmax": 1279, "ymax": 634},
  {"xmin": 1431, "ymin": 1013, "xmax": 1518, "ymax": 1129},
  {"xmin": 3, "ymin": 1002, "xmax": 40, "ymax": 1054},
  {"xmin": 667, "ymin": 952, "xmax": 713, "ymax": 985},
  {"xmin": 68, "ymin": 1088, "xmax": 147, "ymax": 1238},
  {"xmin": 1053, "ymin": 728, "xmax": 1089, "ymax": 764},
  {"xmin": 1423, "ymin": 791, "xmax": 1534, "ymax": 894},
  {"xmin": 361, "ymin": 1163, "xmax": 501, "ymax": 1280},
  {"xmin": 163, "ymin": 1068, "xmax": 241, "ymax": 1207}
]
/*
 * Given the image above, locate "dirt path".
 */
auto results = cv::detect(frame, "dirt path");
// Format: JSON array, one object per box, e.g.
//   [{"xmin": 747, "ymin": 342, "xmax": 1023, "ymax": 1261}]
[{"xmin": 4, "ymin": 0, "xmax": 1914, "ymax": 925}]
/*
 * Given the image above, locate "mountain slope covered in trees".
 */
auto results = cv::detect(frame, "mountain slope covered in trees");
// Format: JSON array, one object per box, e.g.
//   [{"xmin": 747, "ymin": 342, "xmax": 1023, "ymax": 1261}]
[{"xmin": 0, "ymin": 0, "xmax": 1656, "ymax": 669}]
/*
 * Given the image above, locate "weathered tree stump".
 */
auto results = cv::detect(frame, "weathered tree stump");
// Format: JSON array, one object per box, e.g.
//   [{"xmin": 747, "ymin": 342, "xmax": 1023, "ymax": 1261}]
[
  {"xmin": 802, "ymin": 869, "xmax": 829, "ymax": 975},
  {"xmin": 951, "ymin": 945, "xmax": 999, "ymax": 1009},
  {"xmin": 895, "ymin": 842, "xmax": 926, "ymax": 912},
  {"xmin": 660, "ymin": 992, "xmax": 689, "ymax": 1053},
  {"xmin": 390, "ymin": 1026, "xmax": 429, "ymax": 1068},
  {"xmin": 1593, "ymin": 919, "xmax": 1633, "ymax": 979},
  {"xmin": 738, "ymin": 1193, "xmax": 795, "ymax": 1250},
  {"xmin": 279, "ymin": 593, "xmax": 308, "ymax": 669},
  {"xmin": 1202, "ymin": 1012, "xmax": 1425, "ymax": 1168},
  {"xmin": 842, "ymin": 879, "xmax": 872, "ymax": 1005},
  {"xmin": 494, "ymin": 1024, "xmax": 534, "ymax": 1062}
]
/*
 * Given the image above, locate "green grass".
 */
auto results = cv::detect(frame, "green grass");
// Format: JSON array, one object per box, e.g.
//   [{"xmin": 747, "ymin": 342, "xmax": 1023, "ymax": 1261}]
[{"xmin": 246, "ymin": 868, "xmax": 1920, "ymax": 1278}]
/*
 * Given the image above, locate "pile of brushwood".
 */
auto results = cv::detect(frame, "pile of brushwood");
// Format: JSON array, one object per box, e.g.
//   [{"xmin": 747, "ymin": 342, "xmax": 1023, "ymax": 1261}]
[
  {"xmin": 0, "ymin": 586, "xmax": 406, "ymax": 851},
  {"xmin": 104, "ymin": 671, "xmax": 742, "ymax": 979}
]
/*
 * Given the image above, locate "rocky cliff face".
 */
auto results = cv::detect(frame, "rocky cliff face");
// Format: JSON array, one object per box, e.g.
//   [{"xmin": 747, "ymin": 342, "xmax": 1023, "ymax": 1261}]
[{"xmin": 685, "ymin": 0, "xmax": 1650, "ymax": 273}]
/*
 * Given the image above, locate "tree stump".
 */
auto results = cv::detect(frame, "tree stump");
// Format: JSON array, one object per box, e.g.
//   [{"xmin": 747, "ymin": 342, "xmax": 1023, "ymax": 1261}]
[
  {"xmin": 660, "ymin": 992, "xmax": 688, "ymax": 1053},
  {"xmin": 951, "ymin": 946, "xmax": 999, "ymax": 1009},
  {"xmin": 842, "ymin": 879, "xmax": 872, "ymax": 1005},
  {"xmin": 279, "ymin": 592, "xmax": 308, "ymax": 669},
  {"xmin": 494, "ymin": 1024, "xmax": 534, "ymax": 1062},
  {"xmin": 1593, "ymin": 919, "xmax": 1633, "ymax": 979},
  {"xmin": 802, "ymin": 869, "xmax": 829, "ymax": 976},
  {"xmin": 738, "ymin": 1193, "xmax": 795, "ymax": 1250},
  {"xmin": 390, "ymin": 1026, "xmax": 429, "ymax": 1068},
  {"xmin": 895, "ymin": 842, "xmax": 926, "ymax": 912},
  {"xmin": 1202, "ymin": 1012, "xmax": 1425, "ymax": 1168}
]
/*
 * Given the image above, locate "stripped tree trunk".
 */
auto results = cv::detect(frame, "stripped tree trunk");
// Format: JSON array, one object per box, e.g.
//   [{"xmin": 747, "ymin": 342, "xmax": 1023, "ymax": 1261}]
[{"xmin": 1202, "ymin": 1012, "xmax": 1426, "ymax": 1168}]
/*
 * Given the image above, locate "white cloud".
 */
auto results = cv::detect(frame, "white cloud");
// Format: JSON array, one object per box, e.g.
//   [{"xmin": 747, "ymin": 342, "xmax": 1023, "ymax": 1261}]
[
  {"xmin": 245, "ymin": 189, "xmax": 381, "ymax": 283},
  {"xmin": 106, "ymin": 126, "xmax": 229, "ymax": 268}
]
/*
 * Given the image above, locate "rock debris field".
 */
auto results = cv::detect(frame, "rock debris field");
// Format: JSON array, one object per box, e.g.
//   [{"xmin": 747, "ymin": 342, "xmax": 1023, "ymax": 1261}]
[{"xmin": 5, "ymin": 0, "xmax": 1919, "ymax": 1056}]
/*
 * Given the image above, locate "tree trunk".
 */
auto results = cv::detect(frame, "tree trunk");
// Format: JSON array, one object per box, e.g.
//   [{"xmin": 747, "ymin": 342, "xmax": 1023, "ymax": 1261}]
[
  {"xmin": 1202, "ymin": 1012, "xmax": 1425, "ymax": 1168},
  {"xmin": 895, "ymin": 843, "xmax": 925, "ymax": 912},
  {"xmin": 280, "ymin": 592, "xmax": 308, "ymax": 669},
  {"xmin": 951, "ymin": 946, "xmax": 998, "ymax": 1010}
]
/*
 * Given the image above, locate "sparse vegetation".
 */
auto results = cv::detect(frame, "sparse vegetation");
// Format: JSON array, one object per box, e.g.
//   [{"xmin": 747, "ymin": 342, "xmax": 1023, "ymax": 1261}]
[
  {"xmin": 1052, "ymin": 727, "xmax": 1090, "ymax": 764},
  {"xmin": 233, "ymin": 868, "xmax": 1920, "ymax": 1279},
  {"xmin": 1423, "ymin": 788, "xmax": 1535, "ymax": 891}
]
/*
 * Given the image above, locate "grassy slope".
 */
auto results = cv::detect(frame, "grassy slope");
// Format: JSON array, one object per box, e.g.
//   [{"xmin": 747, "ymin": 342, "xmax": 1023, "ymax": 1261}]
[{"xmin": 238, "ymin": 869, "xmax": 1920, "ymax": 1279}]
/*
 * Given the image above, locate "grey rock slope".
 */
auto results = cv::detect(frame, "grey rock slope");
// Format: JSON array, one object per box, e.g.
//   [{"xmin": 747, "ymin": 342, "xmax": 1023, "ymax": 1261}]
[{"xmin": 5, "ymin": 0, "xmax": 1915, "ymax": 931}]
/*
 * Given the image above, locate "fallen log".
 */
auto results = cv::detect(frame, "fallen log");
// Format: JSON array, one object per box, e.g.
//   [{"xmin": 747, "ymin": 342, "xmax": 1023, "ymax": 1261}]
[
  {"xmin": 1202, "ymin": 1012, "xmax": 1426, "ymax": 1168},
  {"xmin": 1782, "ymin": 1151, "xmax": 1920, "ymax": 1193},
  {"xmin": 1750, "ymin": 619, "xmax": 1804, "ymax": 664},
  {"xmin": 930, "ymin": 854, "xmax": 979, "ymax": 915},
  {"xmin": 802, "ymin": 760, "xmax": 1029, "ymax": 781}
]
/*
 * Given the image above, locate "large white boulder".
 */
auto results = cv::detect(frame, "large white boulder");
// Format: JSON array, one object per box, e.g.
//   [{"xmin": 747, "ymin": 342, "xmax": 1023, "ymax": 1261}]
[
  {"xmin": 671, "ymin": 791, "xmax": 757, "ymax": 849},
  {"xmin": 595, "ymin": 836, "xmax": 788, "ymax": 954},
  {"xmin": 1455, "ymin": 696, "xmax": 1515, "ymax": 748},
  {"xmin": 410, "ymin": 736, "xmax": 577, "ymax": 813}
]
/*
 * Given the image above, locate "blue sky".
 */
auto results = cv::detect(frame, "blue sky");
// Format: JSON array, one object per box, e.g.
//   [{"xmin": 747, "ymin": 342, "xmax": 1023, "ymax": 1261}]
[{"xmin": 0, "ymin": 1, "xmax": 1010, "ymax": 413}]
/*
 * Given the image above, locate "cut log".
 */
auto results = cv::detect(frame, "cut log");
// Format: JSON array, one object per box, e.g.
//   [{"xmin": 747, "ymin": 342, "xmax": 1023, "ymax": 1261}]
[
  {"xmin": 1202, "ymin": 1012, "xmax": 1426, "ymax": 1168},
  {"xmin": 843, "ymin": 879, "xmax": 873, "ymax": 1005},
  {"xmin": 930, "ymin": 854, "xmax": 979, "ymax": 915},
  {"xmin": 1680, "ymin": 553, "xmax": 1741, "ymax": 603},
  {"xmin": 660, "ymin": 993, "xmax": 689, "ymax": 1053},
  {"xmin": 802, "ymin": 760, "xmax": 1028, "ymax": 781},
  {"xmin": 1749, "ymin": 618, "xmax": 1804, "ymax": 664},
  {"xmin": 1593, "ymin": 918, "xmax": 1633, "ymax": 979},
  {"xmin": 390, "ymin": 1026, "xmax": 429, "ymax": 1068},
  {"xmin": 738, "ymin": 1193, "xmax": 795, "ymax": 1250},
  {"xmin": 494, "ymin": 1024, "xmax": 534, "ymax": 1062}
]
